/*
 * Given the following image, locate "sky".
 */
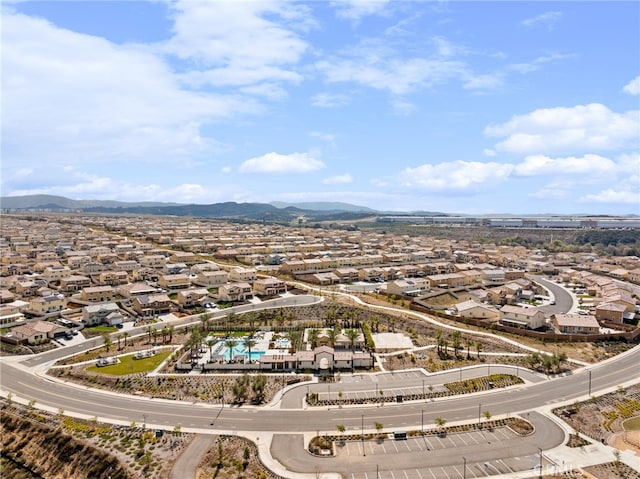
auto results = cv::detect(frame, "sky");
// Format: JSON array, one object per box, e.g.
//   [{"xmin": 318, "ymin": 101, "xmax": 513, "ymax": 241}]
[{"xmin": 1, "ymin": 0, "xmax": 639, "ymax": 215}]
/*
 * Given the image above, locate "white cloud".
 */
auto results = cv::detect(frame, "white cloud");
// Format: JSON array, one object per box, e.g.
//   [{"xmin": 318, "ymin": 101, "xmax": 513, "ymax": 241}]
[
  {"xmin": 2, "ymin": 12, "xmax": 256, "ymax": 171},
  {"xmin": 221, "ymin": 166, "xmax": 232, "ymax": 174},
  {"xmin": 485, "ymin": 104, "xmax": 640, "ymax": 155},
  {"xmin": 310, "ymin": 131, "xmax": 337, "ymax": 144},
  {"xmin": 238, "ymin": 152, "xmax": 325, "ymax": 174},
  {"xmin": 581, "ymin": 188, "xmax": 640, "ymax": 204},
  {"xmin": 514, "ymin": 154, "xmax": 617, "ymax": 176},
  {"xmin": 311, "ymin": 92, "xmax": 350, "ymax": 108},
  {"xmin": 316, "ymin": 55, "xmax": 466, "ymax": 95},
  {"xmin": 397, "ymin": 161, "xmax": 514, "ymax": 190},
  {"xmin": 165, "ymin": 1, "xmax": 310, "ymax": 89},
  {"xmin": 322, "ymin": 173, "xmax": 353, "ymax": 185},
  {"xmin": 521, "ymin": 11, "xmax": 562, "ymax": 29},
  {"xmin": 623, "ymin": 76, "xmax": 640, "ymax": 95},
  {"xmin": 331, "ymin": 0, "xmax": 391, "ymax": 21}
]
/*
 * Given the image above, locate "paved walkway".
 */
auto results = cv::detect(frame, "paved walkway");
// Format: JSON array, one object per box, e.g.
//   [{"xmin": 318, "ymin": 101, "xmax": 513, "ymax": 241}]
[{"xmin": 169, "ymin": 434, "xmax": 214, "ymax": 479}]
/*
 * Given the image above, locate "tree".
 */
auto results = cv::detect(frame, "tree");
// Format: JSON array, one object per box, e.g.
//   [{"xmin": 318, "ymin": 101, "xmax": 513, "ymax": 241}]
[
  {"xmin": 465, "ymin": 339, "xmax": 473, "ymax": 360},
  {"xmin": 225, "ymin": 338, "xmax": 238, "ymax": 362},
  {"xmin": 307, "ymin": 328, "xmax": 319, "ymax": 348},
  {"xmin": 168, "ymin": 324, "xmax": 174, "ymax": 342},
  {"xmin": 200, "ymin": 313, "xmax": 211, "ymax": 332},
  {"xmin": 435, "ymin": 329, "xmax": 443, "ymax": 355},
  {"xmin": 374, "ymin": 421, "xmax": 384, "ymax": 438},
  {"xmin": 252, "ymin": 374, "xmax": 267, "ymax": 403},
  {"xmin": 345, "ymin": 328, "xmax": 360, "ymax": 352},
  {"xmin": 206, "ymin": 338, "xmax": 217, "ymax": 359},
  {"xmin": 122, "ymin": 331, "xmax": 129, "ymax": 347},
  {"xmin": 327, "ymin": 327, "xmax": 338, "ymax": 347},
  {"xmin": 475, "ymin": 341, "xmax": 483, "ymax": 359},
  {"xmin": 116, "ymin": 333, "xmax": 123, "ymax": 350},
  {"xmin": 435, "ymin": 417, "xmax": 447, "ymax": 436},
  {"xmin": 243, "ymin": 336, "xmax": 257, "ymax": 362},
  {"xmin": 452, "ymin": 330, "xmax": 462, "ymax": 359},
  {"xmin": 146, "ymin": 326, "xmax": 153, "ymax": 343},
  {"xmin": 483, "ymin": 410, "xmax": 492, "ymax": 426},
  {"xmin": 103, "ymin": 334, "xmax": 112, "ymax": 353}
]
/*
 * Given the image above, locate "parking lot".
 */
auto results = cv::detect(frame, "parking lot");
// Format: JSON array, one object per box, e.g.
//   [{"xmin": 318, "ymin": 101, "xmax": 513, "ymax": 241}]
[{"xmin": 338, "ymin": 427, "xmax": 552, "ymax": 479}]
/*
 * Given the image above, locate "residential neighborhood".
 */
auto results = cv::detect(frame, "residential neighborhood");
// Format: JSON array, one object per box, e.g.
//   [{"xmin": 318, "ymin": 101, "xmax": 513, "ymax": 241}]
[{"xmin": 1, "ymin": 214, "xmax": 639, "ymax": 354}]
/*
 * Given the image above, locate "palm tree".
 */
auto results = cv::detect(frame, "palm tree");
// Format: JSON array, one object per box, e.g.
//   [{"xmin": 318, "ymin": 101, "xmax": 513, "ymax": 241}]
[
  {"xmin": 116, "ymin": 333, "xmax": 123, "ymax": 350},
  {"xmin": 465, "ymin": 339, "xmax": 473, "ymax": 360},
  {"xmin": 243, "ymin": 336, "xmax": 257, "ymax": 362},
  {"xmin": 225, "ymin": 338, "xmax": 238, "ymax": 362},
  {"xmin": 475, "ymin": 341, "xmax": 483, "ymax": 359},
  {"xmin": 123, "ymin": 331, "xmax": 129, "ymax": 348},
  {"xmin": 452, "ymin": 330, "xmax": 462, "ymax": 359},
  {"xmin": 435, "ymin": 329, "xmax": 443, "ymax": 355},
  {"xmin": 146, "ymin": 326, "xmax": 153, "ymax": 344},
  {"xmin": 200, "ymin": 313, "xmax": 211, "ymax": 333},
  {"xmin": 345, "ymin": 328, "xmax": 360, "ymax": 352},
  {"xmin": 206, "ymin": 338, "xmax": 217, "ymax": 360},
  {"xmin": 327, "ymin": 327, "xmax": 338, "ymax": 347},
  {"xmin": 167, "ymin": 325, "xmax": 174, "ymax": 342},
  {"xmin": 307, "ymin": 328, "xmax": 319, "ymax": 348},
  {"xmin": 103, "ymin": 335, "xmax": 112, "ymax": 353}
]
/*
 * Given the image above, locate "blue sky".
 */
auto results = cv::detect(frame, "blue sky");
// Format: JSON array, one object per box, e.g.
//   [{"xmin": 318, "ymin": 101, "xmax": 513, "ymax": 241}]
[{"xmin": 2, "ymin": 1, "xmax": 639, "ymax": 214}]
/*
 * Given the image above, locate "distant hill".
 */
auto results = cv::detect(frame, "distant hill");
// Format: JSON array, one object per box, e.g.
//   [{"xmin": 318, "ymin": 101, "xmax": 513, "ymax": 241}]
[
  {"xmin": 270, "ymin": 201, "xmax": 376, "ymax": 213},
  {"xmin": 0, "ymin": 194, "xmax": 180, "ymax": 210}
]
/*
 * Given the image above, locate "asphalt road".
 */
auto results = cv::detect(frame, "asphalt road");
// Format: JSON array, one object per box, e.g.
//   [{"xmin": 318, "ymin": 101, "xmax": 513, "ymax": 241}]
[
  {"xmin": 3, "ymin": 345, "xmax": 638, "ymax": 435},
  {"xmin": 532, "ymin": 276, "xmax": 575, "ymax": 316}
]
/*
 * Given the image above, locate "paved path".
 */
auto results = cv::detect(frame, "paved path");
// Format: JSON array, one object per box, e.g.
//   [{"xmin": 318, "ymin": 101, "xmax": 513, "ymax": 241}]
[{"xmin": 169, "ymin": 434, "xmax": 214, "ymax": 479}]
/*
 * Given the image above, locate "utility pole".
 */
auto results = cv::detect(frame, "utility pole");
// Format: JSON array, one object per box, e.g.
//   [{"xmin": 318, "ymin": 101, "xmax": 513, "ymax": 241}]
[
  {"xmin": 463, "ymin": 457, "xmax": 467, "ymax": 479},
  {"xmin": 588, "ymin": 370, "xmax": 592, "ymax": 397},
  {"xmin": 362, "ymin": 414, "xmax": 366, "ymax": 456}
]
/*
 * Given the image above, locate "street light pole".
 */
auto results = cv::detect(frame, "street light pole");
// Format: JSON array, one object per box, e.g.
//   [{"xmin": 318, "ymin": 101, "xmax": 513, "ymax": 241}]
[
  {"xmin": 538, "ymin": 447, "xmax": 543, "ymax": 479},
  {"xmin": 463, "ymin": 457, "xmax": 467, "ymax": 479},
  {"xmin": 588, "ymin": 370, "xmax": 592, "ymax": 397},
  {"xmin": 478, "ymin": 403, "xmax": 482, "ymax": 425},
  {"xmin": 362, "ymin": 414, "xmax": 366, "ymax": 456},
  {"xmin": 421, "ymin": 409, "xmax": 424, "ymax": 434}
]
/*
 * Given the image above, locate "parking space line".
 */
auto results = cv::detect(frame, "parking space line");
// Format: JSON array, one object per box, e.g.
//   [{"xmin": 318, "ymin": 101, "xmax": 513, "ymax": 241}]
[
  {"xmin": 457, "ymin": 434, "xmax": 469, "ymax": 446},
  {"xmin": 427, "ymin": 468, "xmax": 437, "ymax": 479},
  {"xmin": 451, "ymin": 465, "xmax": 462, "ymax": 479},
  {"xmin": 440, "ymin": 466, "xmax": 451, "ymax": 479},
  {"xmin": 415, "ymin": 469, "xmax": 424, "ymax": 479},
  {"xmin": 467, "ymin": 432, "xmax": 480, "ymax": 445}
]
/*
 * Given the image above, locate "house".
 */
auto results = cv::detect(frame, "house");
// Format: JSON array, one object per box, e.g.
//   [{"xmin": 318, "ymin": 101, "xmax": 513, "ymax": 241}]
[
  {"xmin": 194, "ymin": 271, "xmax": 229, "ymax": 288},
  {"xmin": 253, "ymin": 277, "xmax": 287, "ymax": 297},
  {"xmin": 12, "ymin": 320, "xmax": 65, "ymax": 345},
  {"xmin": 117, "ymin": 282, "xmax": 158, "ymax": 298},
  {"xmin": 386, "ymin": 279, "xmax": 429, "ymax": 297},
  {"xmin": 81, "ymin": 285, "xmax": 116, "ymax": 303},
  {"xmin": 132, "ymin": 294, "xmax": 172, "ymax": 317},
  {"xmin": 594, "ymin": 302, "xmax": 626, "ymax": 323},
  {"xmin": 59, "ymin": 274, "xmax": 91, "ymax": 292},
  {"xmin": 177, "ymin": 288, "xmax": 210, "ymax": 308},
  {"xmin": 308, "ymin": 272, "xmax": 340, "ymax": 286},
  {"xmin": 97, "ymin": 271, "xmax": 129, "ymax": 286},
  {"xmin": 551, "ymin": 314, "xmax": 599, "ymax": 334},
  {"xmin": 158, "ymin": 273, "xmax": 191, "ymax": 290},
  {"xmin": 500, "ymin": 305, "xmax": 546, "ymax": 330},
  {"xmin": 426, "ymin": 273, "xmax": 466, "ymax": 289},
  {"xmin": 29, "ymin": 294, "xmax": 66, "ymax": 315},
  {"xmin": 455, "ymin": 300, "xmax": 500, "ymax": 322},
  {"xmin": 229, "ymin": 267, "xmax": 258, "ymax": 283},
  {"xmin": 217, "ymin": 282, "xmax": 253, "ymax": 302},
  {"xmin": 82, "ymin": 302, "xmax": 125, "ymax": 326}
]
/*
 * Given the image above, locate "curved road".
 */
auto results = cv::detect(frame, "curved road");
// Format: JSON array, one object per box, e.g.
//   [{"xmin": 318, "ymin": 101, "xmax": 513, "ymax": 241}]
[{"xmin": 2, "ymin": 289, "xmax": 639, "ymax": 477}]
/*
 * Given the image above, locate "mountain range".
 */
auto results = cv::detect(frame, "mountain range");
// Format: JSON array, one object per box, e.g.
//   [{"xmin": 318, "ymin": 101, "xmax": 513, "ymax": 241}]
[{"xmin": 0, "ymin": 194, "xmax": 403, "ymax": 222}]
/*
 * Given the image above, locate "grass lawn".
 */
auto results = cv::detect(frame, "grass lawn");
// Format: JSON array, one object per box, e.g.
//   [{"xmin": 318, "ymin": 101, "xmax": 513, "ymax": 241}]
[
  {"xmin": 86, "ymin": 325, "xmax": 117, "ymax": 334},
  {"xmin": 87, "ymin": 350, "xmax": 173, "ymax": 376},
  {"xmin": 623, "ymin": 416, "xmax": 640, "ymax": 431}
]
